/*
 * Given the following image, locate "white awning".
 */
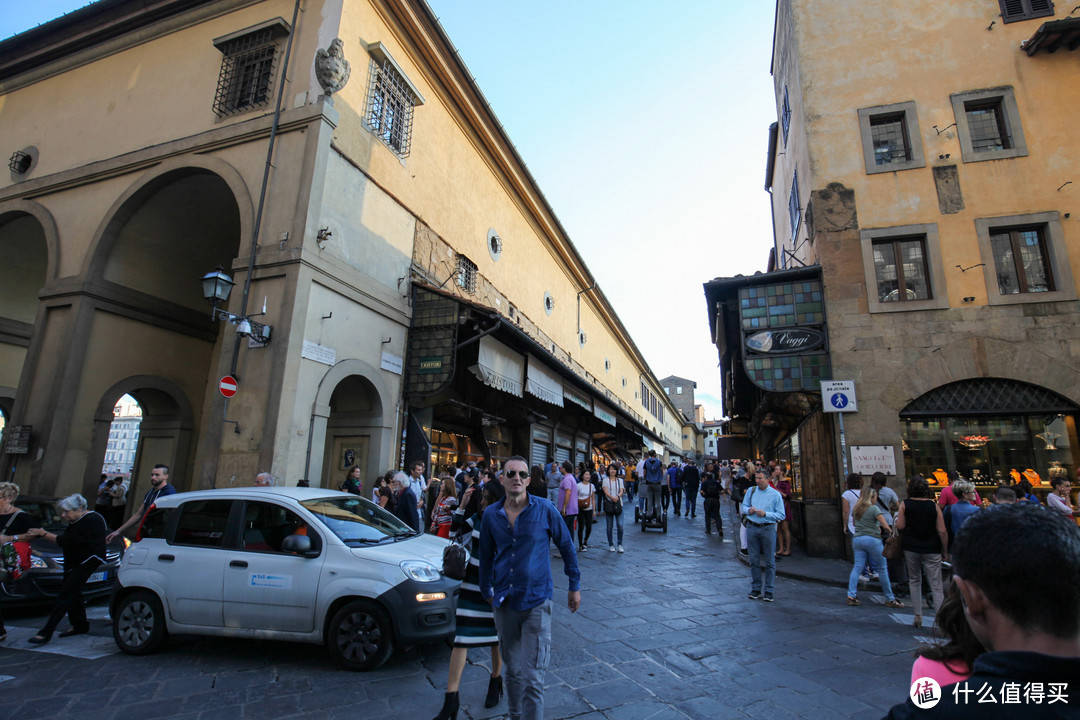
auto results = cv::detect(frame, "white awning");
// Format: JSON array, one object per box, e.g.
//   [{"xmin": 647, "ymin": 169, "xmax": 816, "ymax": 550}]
[
  {"xmin": 469, "ymin": 336, "xmax": 523, "ymax": 397},
  {"xmin": 563, "ymin": 386, "xmax": 591, "ymax": 411},
  {"xmin": 593, "ymin": 400, "xmax": 616, "ymax": 427},
  {"xmin": 525, "ymin": 358, "xmax": 564, "ymax": 406}
]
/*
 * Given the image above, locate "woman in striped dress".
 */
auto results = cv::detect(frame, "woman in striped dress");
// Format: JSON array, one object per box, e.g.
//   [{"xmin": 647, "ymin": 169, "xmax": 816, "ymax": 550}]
[{"xmin": 431, "ymin": 480, "xmax": 505, "ymax": 720}]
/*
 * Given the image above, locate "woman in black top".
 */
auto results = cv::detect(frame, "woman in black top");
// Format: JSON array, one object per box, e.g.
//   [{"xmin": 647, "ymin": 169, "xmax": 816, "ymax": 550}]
[
  {"xmin": 28, "ymin": 494, "xmax": 107, "ymax": 644},
  {"xmin": 0, "ymin": 481, "xmax": 38, "ymax": 643},
  {"xmin": 895, "ymin": 475, "xmax": 948, "ymax": 628}
]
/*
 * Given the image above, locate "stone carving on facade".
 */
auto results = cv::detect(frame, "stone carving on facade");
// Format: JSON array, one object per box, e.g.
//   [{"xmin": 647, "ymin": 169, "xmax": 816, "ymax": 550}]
[
  {"xmin": 810, "ymin": 182, "xmax": 858, "ymax": 233},
  {"xmin": 315, "ymin": 38, "xmax": 351, "ymax": 98}
]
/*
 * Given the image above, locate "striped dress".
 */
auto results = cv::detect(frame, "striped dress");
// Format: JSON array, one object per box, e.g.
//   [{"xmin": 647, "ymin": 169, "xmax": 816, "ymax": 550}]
[{"xmin": 452, "ymin": 514, "xmax": 498, "ymax": 648}]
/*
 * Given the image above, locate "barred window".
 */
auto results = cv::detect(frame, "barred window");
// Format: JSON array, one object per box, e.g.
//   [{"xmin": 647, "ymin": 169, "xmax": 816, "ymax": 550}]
[
  {"xmin": 365, "ymin": 44, "xmax": 424, "ymax": 158},
  {"xmin": 212, "ymin": 21, "xmax": 290, "ymax": 118},
  {"xmin": 456, "ymin": 255, "xmax": 477, "ymax": 294}
]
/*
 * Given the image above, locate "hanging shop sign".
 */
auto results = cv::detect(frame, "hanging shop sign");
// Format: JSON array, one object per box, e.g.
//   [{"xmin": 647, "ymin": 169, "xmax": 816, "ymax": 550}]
[
  {"xmin": 745, "ymin": 329, "xmax": 825, "ymax": 355},
  {"xmin": 593, "ymin": 400, "xmax": 616, "ymax": 427}
]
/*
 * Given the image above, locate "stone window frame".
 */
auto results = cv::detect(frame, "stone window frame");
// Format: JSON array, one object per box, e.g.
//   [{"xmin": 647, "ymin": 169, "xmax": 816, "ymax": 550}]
[
  {"xmin": 950, "ymin": 87, "xmax": 1028, "ymax": 163},
  {"xmin": 211, "ymin": 18, "xmax": 291, "ymax": 119},
  {"xmin": 860, "ymin": 223, "xmax": 949, "ymax": 313},
  {"xmin": 974, "ymin": 211, "xmax": 1076, "ymax": 306},
  {"xmin": 857, "ymin": 101, "xmax": 926, "ymax": 174}
]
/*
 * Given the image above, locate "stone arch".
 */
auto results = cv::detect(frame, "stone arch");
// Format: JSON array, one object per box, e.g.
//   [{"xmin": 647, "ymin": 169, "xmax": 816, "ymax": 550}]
[
  {"xmin": 86, "ymin": 375, "xmax": 195, "ymax": 504},
  {"xmin": 0, "ymin": 199, "xmax": 60, "ymax": 283},
  {"xmin": 309, "ymin": 359, "xmax": 395, "ymax": 491},
  {"xmin": 82, "ymin": 155, "xmax": 254, "ymax": 289},
  {"xmin": 885, "ymin": 336, "xmax": 1080, "ymax": 413}
]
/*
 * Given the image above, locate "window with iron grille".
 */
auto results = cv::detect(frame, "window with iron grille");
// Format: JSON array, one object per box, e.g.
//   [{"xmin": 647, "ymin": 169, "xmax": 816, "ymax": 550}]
[
  {"xmin": 999, "ymin": 0, "xmax": 1054, "ymax": 23},
  {"xmin": 364, "ymin": 45, "xmax": 423, "ymax": 158},
  {"xmin": 788, "ymin": 172, "xmax": 801, "ymax": 241},
  {"xmin": 212, "ymin": 21, "xmax": 289, "ymax": 118},
  {"xmin": 872, "ymin": 236, "xmax": 932, "ymax": 303},
  {"xmin": 990, "ymin": 227, "xmax": 1053, "ymax": 294},
  {"xmin": 456, "ymin": 255, "xmax": 477, "ymax": 294},
  {"xmin": 950, "ymin": 88, "xmax": 1027, "ymax": 162}
]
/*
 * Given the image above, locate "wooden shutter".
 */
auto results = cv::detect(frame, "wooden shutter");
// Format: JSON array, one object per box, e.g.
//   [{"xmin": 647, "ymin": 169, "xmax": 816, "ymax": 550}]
[{"xmin": 1000, "ymin": 0, "xmax": 1054, "ymax": 21}]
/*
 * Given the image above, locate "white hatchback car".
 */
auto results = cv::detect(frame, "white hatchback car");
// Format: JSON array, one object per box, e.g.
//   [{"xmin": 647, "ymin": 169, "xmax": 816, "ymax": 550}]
[{"xmin": 111, "ymin": 487, "xmax": 458, "ymax": 670}]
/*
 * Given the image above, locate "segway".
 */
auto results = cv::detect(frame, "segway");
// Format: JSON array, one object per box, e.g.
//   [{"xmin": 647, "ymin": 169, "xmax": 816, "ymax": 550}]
[{"xmin": 641, "ymin": 488, "xmax": 667, "ymax": 533}]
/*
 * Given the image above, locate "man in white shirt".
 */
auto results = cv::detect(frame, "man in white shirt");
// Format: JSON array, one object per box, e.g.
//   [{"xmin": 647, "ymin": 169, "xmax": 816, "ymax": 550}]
[{"xmin": 408, "ymin": 460, "xmax": 427, "ymax": 509}]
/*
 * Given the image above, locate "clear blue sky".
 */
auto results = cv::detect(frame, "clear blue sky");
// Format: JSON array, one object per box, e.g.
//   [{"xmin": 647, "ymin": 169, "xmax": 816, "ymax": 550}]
[{"xmin": 1, "ymin": 1, "xmax": 779, "ymax": 421}]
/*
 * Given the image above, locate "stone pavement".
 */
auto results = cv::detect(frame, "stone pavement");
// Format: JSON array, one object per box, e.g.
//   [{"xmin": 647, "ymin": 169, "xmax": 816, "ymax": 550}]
[{"xmin": 0, "ymin": 498, "xmax": 929, "ymax": 720}]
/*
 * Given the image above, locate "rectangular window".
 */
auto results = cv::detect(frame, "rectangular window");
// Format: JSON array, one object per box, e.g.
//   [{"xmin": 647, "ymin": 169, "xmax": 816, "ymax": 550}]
[
  {"xmin": 872, "ymin": 237, "xmax": 931, "ymax": 303},
  {"xmin": 788, "ymin": 172, "xmax": 801, "ymax": 241},
  {"xmin": 860, "ymin": 223, "xmax": 949, "ymax": 313},
  {"xmin": 781, "ymin": 86, "xmax": 792, "ymax": 146},
  {"xmin": 456, "ymin": 255, "xmax": 478, "ymax": 294},
  {"xmin": 989, "ymin": 227, "xmax": 1053, "ymax": 294},
  {"xmin": 676, "ymin": 386, "xmax": 683, "ymax": 395},
  {"xmin": 999, "ymin": 0, "xmax": 1054, "ymax": 22},
  {"xmin": 951, "ymin": 88, "xmax": 1027, "ymax": 162},
  {"xmin": 857, "ymin": 101, "xmax": 925, "ymax": 174},
  {"xmin": 364, "ymin": 44, "xmax": 424, "ymax": 158},
  {"xmin": 212, "ymin": 20, "xmax": 290, "ymax": 118}
]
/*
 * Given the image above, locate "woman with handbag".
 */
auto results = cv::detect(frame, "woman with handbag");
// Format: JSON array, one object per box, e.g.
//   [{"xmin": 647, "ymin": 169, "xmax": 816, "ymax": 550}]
[
  {"xmin": 429, "ymin": 477, "xmax": 459, "ymax": 538},
  {"xmin": 601, "ymin": 463, "xmax": 625, "ymax": 553},
  {"xmin": 895, "ymin": 475, "xmax": 947, "ymax": 628},
  {"xmin": 845, "ymin": 486, "xmax": 904, "ymax": 609},
  {"xmin": 576, "ymin": 470, "xmax": 596, "ymax": 551},
  {"xmin": 0, "ymin": 482, "xmax": 38, "ymax": 644},
  {"xmin": 431, "ymin": 481, "xmax": 505, "ymax": 720}
]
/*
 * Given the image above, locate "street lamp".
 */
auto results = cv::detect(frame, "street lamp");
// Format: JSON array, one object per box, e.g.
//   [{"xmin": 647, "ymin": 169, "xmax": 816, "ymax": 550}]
[{"xmin": 201, "ymin": 267, "xmax": 272, "ymax": 344}]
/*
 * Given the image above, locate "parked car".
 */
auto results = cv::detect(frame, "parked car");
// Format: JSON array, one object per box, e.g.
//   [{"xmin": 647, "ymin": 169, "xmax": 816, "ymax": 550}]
[
  {"xmin": 111, "ymin": 487, "xmax": 459, "ymax": 671},
  {"xmin": 0, "ymin": 496, "xmax": 128, "ymax": 607}
]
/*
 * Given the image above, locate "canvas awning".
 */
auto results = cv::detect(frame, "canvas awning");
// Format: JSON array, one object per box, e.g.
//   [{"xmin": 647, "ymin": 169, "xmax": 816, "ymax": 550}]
[
  {"xmin": 525, "ymin": 357, "xmax": 564, "ymax": 406},
  {"xmin": 469, "ymin": 335, "xmax": 523, "ymax": 397}
]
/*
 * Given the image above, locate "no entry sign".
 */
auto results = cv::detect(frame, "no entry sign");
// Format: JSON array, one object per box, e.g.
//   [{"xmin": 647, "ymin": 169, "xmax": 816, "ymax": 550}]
[{"xmin": 219, "ymin": 375, "xmax": 238, "ymax": 398}]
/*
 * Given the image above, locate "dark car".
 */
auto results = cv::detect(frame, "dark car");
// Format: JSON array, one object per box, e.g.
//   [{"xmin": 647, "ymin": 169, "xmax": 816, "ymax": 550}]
[{"xmin": 0, "ymin": 496, "xmax": 128, "ymax": 607}]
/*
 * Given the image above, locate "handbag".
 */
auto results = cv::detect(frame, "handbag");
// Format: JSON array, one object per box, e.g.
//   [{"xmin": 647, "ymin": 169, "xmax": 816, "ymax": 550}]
[
  {"xmin": 441, "ymin": 520, "xmax": 469, "ymax": 581},
  {"xmin": 602, "ymin": 480, "xmax": 622, "ymax": 515},
  {"xmin": 0, "ymin": 511, "xmax": 32, "ymax": 583},
  {"xmin": 882, "ymin": 529, "xmax": 903, "ymax": 560}
]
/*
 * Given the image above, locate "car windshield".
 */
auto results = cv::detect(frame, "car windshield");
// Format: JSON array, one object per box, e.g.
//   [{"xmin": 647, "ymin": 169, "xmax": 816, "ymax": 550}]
[{"xmin": 300, "ymin": 495, "xmax": 414, "ymax": 546}]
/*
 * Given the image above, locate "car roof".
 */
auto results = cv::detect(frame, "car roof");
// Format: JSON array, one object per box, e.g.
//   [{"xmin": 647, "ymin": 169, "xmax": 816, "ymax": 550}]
[{"xmin": 150, "ymin": 486, "xmax": 356, "ymax": 507}]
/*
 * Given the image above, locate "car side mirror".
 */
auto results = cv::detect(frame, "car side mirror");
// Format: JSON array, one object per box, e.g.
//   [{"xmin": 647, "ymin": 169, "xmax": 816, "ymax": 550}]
[{"xmin": 281, "ymin": 534, "xmax": 314, "ymax": 556}]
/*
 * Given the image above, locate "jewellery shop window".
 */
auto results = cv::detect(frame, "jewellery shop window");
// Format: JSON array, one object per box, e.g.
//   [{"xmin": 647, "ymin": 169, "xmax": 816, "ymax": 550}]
[
  {"xmin": 901, "ymin": 414, "xmax": 1077, "ymax": 494},
  {"xmin": 774, "ymin": 432, "xmax": 802, "ymax": 497}
]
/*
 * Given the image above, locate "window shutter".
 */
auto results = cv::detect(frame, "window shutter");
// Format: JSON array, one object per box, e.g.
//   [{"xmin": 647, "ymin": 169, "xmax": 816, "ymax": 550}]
[
  {"xmin": 1002, "ymin": 0, "xmax": 1026, "ymax": 16},
  {"xmin": 1029, "ymin": 0, "xmax": 1053, "ymax": 11}
]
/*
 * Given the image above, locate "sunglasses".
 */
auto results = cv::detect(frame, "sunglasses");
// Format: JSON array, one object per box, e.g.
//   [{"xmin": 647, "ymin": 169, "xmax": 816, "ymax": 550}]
[{"xmin": 504, "ymin": 470, "xmax": 530, "ymax": 479}]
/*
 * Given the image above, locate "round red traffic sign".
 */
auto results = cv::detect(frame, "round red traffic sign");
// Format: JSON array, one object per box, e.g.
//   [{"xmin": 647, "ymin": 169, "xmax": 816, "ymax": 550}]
[{"xmin": 219, "ymin": 375, "xmax": 238, "ymax": 398}]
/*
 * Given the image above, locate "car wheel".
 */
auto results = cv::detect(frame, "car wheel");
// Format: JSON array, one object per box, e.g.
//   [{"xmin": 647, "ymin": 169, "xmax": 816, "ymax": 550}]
[
  {"xmin": 327, "ymin": 600, "xmax": 394, "ymax": 671},
  {"xmin": 113, "ymin": 590, "xmax": 168, "ymax": 655}
]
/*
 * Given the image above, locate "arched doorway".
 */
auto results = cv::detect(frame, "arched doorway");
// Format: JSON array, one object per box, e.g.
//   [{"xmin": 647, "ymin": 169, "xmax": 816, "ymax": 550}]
[
  {"xmin": 88, "ymin": 377, "xmax": 194, "ymax": 512},
  {"xmin": 321, "ymin": 374, "xmax": 385, "ymax": 494}
]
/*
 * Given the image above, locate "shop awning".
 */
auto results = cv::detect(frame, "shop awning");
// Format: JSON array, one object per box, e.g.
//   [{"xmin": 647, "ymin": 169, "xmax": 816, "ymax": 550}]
[
  {"xmin": 469, "ymin": 335, "xmax": 523, "ymax": 397},
  {"xmin": 525, "ymin": 357, "xmax": 564, "ymax": 406},
  {"xmin": 563, "ymin": 385, "xmax": 591, "ymax": 411},
  {"xmin": 593, "ymin": 399, "xmax": 616, "ymax": 427}
]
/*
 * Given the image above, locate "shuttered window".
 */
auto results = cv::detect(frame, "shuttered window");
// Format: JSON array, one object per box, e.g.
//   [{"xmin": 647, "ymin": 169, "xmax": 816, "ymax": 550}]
[{"xmin": 999, "ymin": 0, "xmax": 1054, "ymax": 23}]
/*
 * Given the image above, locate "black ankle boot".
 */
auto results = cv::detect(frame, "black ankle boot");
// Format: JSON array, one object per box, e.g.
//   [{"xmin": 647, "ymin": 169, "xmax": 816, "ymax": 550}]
[
  {"xmin": 485, "ymin": 675, "xmax": 504, "ymax": 708},
  {"xmin": 432, "ymin": 691, "xmax": 459, "ymax": 720}
]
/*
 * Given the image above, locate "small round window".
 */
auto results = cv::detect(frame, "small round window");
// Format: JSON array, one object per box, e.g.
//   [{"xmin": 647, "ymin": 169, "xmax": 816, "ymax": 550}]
[
  {"xmin": 544, "ymin": 292, "xmax": 555, "ymax": 315},
  {"xmin": 487, "ymin": 228, "xmax": 502, "ymax": 261}
]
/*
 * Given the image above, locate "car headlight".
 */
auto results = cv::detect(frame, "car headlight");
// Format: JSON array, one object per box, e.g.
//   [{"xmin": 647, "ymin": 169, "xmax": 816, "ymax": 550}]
[
  {"xmin": 400, "ymin": 560, "xmax": 441, "ymax": 583},
  {"xmin": 30, "ymin": 556, "xmax": 48, "ymax": 569}
]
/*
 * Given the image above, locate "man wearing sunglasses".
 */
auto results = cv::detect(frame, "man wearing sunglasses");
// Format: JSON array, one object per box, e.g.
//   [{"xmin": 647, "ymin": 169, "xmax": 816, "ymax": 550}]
[{"xmin": 480, "ymin": 455, "xmax": 580, "ymax": 720}]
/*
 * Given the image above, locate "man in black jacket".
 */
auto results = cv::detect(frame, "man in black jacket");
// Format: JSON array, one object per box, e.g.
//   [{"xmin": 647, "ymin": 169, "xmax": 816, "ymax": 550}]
[
  {"xmin": 699, "ymin": 466, "xmax": 721, "ymax": 536},
  {"xmin": 681, "ymin": 460, "xmax": 701, "ymax": 519},
  {"xmin": 882, "ymin": 504, "xmax": 1080, "ymax": 719}
]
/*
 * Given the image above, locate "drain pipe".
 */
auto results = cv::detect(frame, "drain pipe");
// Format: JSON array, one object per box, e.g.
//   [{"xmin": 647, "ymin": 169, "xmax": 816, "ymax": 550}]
[{"xmin": 230, "ymin": 0, "xmax": 303, "ymax": 378}]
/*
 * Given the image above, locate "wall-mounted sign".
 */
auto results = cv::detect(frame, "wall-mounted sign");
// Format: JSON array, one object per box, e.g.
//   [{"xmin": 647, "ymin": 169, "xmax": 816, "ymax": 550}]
[
  {"xmin": 418, "ymin": 357, "xmax": 443, "ymax": 374},
  {"xmin": 821, "ymin": 380, "xmax": 857, "ymax": 413},
  {"xmin": 3, "ymin": 425, "xmax": 31, "ymax": 455},
  {"xmin": 380, "ymin": 352, "xmax": 403, "ymax": 375},
  {"xmin": 301, "ymin": 340, "xmax": 336, "ymax": 366},
  {"xmin": 745, "ymin": 329, "xmax": 825, "ymax": 355},
  {"xmin": 851, "ymin": 446, "xmax": 896, "ymax": 475}
]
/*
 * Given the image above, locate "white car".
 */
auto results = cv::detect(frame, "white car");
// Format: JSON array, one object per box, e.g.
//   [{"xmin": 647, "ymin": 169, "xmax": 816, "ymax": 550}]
[{"xmin": 111, "ymin": 487, "xmax": 458, "ymax": 671}]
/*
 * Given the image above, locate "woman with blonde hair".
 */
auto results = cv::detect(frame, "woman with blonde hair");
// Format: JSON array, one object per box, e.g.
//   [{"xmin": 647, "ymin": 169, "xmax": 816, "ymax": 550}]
[
  {"xmin": 430, "ymin": 476, "xmax": 458, "ymax": 538},
  {"xmin": 846, "ymin": 486, "xmax": 903, "ymax": 608}
]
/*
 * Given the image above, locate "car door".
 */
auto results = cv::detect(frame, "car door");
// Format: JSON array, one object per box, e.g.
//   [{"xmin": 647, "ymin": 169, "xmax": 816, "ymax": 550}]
[
  {"xmin": 222, "ymin": 500, "xmax": 324, "ymax": 633},
  {"xmin": 164, "ymin": 499, "xmax": 233, "ymax": 627}
]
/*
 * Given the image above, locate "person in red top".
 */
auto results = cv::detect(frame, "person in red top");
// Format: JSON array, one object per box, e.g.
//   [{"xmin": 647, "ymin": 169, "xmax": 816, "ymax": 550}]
[{"xmin": 936, "ymin": 470, "xmax": 961, "ymax": 508}]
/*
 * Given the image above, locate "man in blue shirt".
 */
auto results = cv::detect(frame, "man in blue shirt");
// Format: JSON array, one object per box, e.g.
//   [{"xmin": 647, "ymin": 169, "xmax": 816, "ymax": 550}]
[
  {"xmin": 741, "ymin": 469, "xmax": 785, "ymax": 602},
  {"xmin": 480, "ymin": 455, "xmax": 580, "ymax": 720},
  {"xmin": 642, "ymin": 450, "xmax": 665, "ymax": 521}
]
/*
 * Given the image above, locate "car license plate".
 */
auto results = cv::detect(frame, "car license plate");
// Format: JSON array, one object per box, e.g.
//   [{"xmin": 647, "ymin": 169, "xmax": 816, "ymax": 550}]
[{"xmin": 89, "ymin": 571, "xmax": 107, "ymax": 583}]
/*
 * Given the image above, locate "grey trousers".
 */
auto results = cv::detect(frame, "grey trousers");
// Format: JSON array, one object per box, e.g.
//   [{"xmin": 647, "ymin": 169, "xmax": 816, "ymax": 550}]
[
  {"xmin": 904, "ymin": 551, "xmax": 944, "ymax": 617},
  {"xmin": 746, "ymin": 523, "xmax": 777, "ymax": 594},
  {"xmin": 644, "ymin": 483, "xmax": 663, "ymax": 519},
  {"xmin": 493, "ymin": 600, "xmax": 552, "ymax": 720}
]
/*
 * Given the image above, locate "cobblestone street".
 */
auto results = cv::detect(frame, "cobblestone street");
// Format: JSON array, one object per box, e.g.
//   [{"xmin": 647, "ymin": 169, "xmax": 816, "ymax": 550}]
[{"xmin": 1, "ymin": 501, "xmax": 924, "ymax": 720}]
